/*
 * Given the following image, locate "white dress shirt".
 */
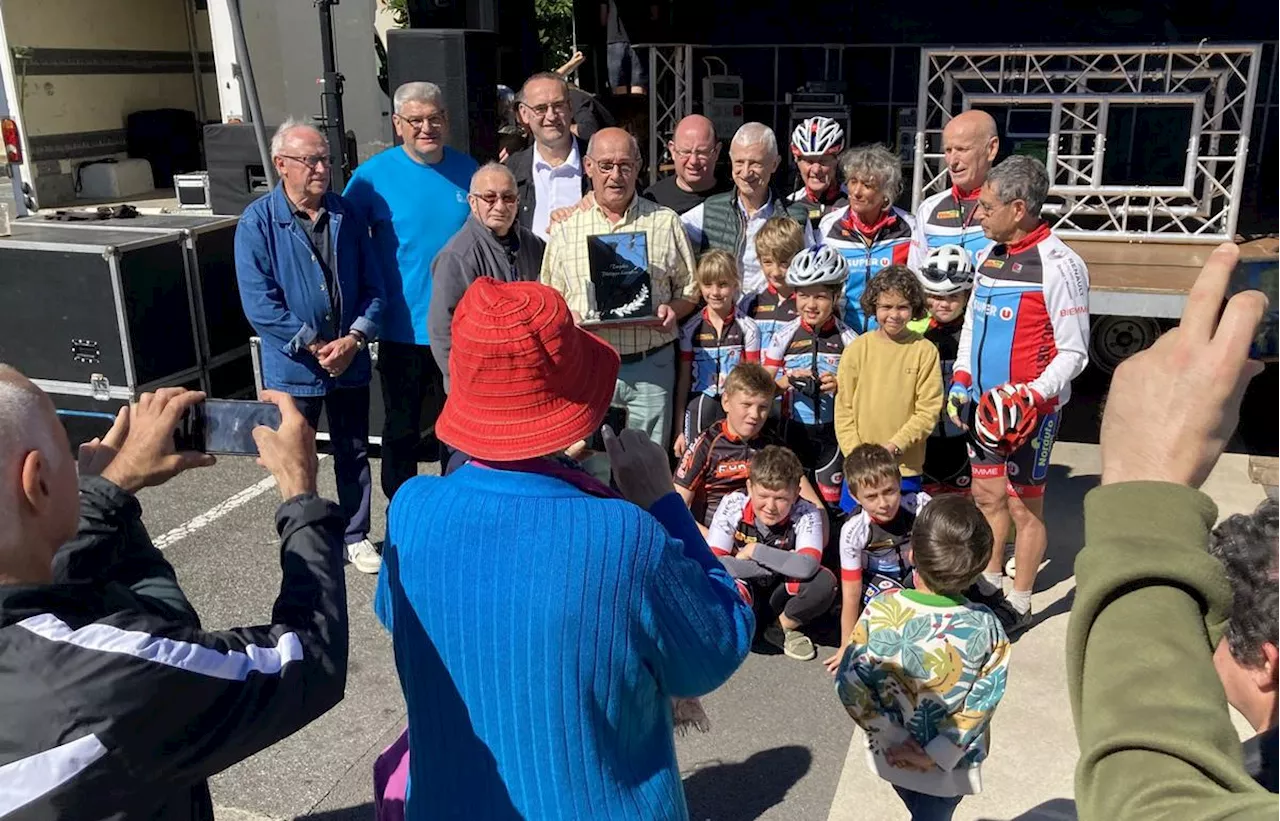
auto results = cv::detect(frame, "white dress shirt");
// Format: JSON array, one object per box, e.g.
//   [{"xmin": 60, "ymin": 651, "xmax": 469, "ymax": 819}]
[
  {"xmin": 681, "ymin": 193, "xmax": 819, "ymax": 294},
  {"xmin": 530, "ymin": 141, "xmax": 584, "ymax": 241}
]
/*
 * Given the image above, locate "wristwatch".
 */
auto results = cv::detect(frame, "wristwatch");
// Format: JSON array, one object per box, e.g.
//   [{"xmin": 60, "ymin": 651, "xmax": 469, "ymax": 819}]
[{"xmin": 347, "ymin": 329, "xmax": 367, "ymax": 351}]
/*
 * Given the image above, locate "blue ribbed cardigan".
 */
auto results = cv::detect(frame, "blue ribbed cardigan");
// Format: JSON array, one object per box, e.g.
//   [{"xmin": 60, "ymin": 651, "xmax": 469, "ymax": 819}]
[{"xmin": 374, "ymin": 464, "xmax": 755, "ymax": 820}]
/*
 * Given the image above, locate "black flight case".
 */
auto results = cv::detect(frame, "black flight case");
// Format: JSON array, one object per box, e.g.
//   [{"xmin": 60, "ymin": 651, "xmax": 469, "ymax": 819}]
[
  {"xmin": 0, "ymin": 221, "xmax": 207, "ymax": 445},
  {"xmin": 44, "ymin": 214, "xmax": 255, "ymax": 399}
]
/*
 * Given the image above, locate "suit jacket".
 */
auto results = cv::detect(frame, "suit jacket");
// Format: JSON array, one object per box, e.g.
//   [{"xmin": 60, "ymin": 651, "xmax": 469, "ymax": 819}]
[{"xmin": 505, "ymin": 137, "xmax": 592, "ymax": 232}]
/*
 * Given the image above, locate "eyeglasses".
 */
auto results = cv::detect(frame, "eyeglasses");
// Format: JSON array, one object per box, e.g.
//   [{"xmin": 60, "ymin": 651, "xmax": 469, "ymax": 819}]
[
  {"xmin": 279, "ymin": 154, "xmax": 329, "ymax": 170},
  {"xmin": 397, "ymin": 114, "xmax": 446, "ymax": 132},
  {"xmin": 519, "ymin": 100, "xmax": 571, "ymax": 119},
  {"xmin": 472, "ymin": 191, "xmax": 518, "ymax": 205},
  {"xmin": 591, "ymin": 160, "xmax": 637, "ymax": 177},
  {"xmin": 670, "ymin": 146, "xmax": 715, "ymax": 161}
]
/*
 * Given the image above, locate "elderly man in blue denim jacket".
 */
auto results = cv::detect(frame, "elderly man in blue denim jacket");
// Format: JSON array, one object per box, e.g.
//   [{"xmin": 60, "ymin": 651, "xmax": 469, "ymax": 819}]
[{"xmin": 235, "ymin": 120, "xmax": 385, "ymax": 573}]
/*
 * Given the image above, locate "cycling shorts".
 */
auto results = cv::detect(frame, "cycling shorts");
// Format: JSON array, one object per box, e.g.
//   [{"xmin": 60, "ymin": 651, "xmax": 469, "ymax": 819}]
[
  {"xmin": 922, "ymin": 436, "xmax": 972, "ymax": 495},
  {"xmin": 784, "ymin": 422, "xmax": 844, "ymax": 507},
  {"xmin": 968, "ymin": 410, "xmax": 1060, "ymax": 499}
]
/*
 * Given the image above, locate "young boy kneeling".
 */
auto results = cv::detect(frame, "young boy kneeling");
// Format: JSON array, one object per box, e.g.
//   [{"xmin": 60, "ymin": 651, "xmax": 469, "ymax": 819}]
[
  {"xmin": 708, "ymin": 446, "xmax": 835, "ymax": 661},
  {"xmin": 835, "ymin": 494, "xmax": 1010, "ymax": 821},
  {"xmin": 676, "ymin": 363, "xmax": 826, "ymax": 537},
  {"xmin": 826, "ymin": 444, "xmax": 932, "ymax": 671}
]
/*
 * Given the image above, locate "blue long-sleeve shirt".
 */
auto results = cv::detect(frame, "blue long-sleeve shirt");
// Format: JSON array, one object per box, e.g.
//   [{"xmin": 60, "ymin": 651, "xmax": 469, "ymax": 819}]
[{"xmin": 374, "ymin": 464, "xmax": 754, "ymax": 820}]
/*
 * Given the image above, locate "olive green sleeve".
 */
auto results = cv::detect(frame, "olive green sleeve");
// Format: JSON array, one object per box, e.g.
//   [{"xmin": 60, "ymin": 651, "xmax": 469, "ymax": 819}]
[{"xmin": 1067, "ymin": 482, "xmax": 1274, "ymax": 820}]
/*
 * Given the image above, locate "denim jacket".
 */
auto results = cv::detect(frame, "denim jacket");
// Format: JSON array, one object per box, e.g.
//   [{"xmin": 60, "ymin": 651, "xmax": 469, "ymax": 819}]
[{"xmin": 235, "ymin": 184, "xmax": 385, "ymax": 396}]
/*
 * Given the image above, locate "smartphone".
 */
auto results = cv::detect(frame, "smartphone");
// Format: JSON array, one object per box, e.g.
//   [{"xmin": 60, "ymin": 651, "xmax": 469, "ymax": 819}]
[
  {"xmin": 1228, "ymin": 255, "xmax": 1278, "ymax": 363},
  {"xmin": 174, "ymin": 399, "xmax": 282, "ymax": 456},
  {"xmin": 585, "ymin": 407, "xmax": 629, "ymax": 452}
]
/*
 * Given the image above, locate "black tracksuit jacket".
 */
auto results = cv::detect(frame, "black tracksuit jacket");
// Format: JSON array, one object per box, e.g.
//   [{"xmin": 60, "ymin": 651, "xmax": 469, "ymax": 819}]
[{"xmin": 0, "ymin": 476, "xmax": 348, "ymax": 820}]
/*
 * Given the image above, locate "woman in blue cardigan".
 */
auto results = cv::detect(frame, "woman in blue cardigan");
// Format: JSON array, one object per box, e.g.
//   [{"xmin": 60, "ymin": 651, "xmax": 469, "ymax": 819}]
[{"xmin": 374, "ymin": 278, "xmax": 755, "ymax": 820}]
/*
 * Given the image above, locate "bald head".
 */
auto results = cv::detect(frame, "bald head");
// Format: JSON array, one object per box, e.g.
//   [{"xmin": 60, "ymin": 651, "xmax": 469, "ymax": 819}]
[
  {"xmin": 585, "ymin": 128, "xmax": 640, "ymax": 214},
  {"xmin": 942, "ymin": 110, "xmax": 1000, "ymax": 193},
  {"xmin": 674, "ymin": 115, "xmax": 716, "ymax": 145},
  {"xmin": 668, "ymin": 115, "xmax": 720, "ymax": 190},
  {"xmin": 0, "ymin": 365, "xmax": 72, "ymax": 567}
]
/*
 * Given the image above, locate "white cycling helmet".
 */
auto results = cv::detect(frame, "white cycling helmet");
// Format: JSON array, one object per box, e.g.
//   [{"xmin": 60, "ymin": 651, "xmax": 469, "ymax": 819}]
[
  {"xmin": 790, "ymin": 116, "xmax": 845, "ymax": 158},
  {"xmin": 917, "ymin": 244, "xmax": 975, "ymax": 296},
  {"xmin": 786, "ymin": 244, "xmax": 848, "ymax": 288}
]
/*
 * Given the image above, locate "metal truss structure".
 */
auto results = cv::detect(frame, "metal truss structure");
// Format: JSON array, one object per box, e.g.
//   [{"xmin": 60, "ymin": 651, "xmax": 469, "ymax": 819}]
[
  {"xmin": 646, "ymin": 45, "xmax": 693, "ymax": 186},
  {"xmin": 913, "ymin": 45, "xmax": 1264, "ymax": 242}
]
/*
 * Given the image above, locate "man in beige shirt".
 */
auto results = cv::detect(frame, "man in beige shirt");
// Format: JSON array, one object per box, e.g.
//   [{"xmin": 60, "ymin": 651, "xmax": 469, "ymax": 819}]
[{"xmin": 541, "ymin": 127, "xmax": 698, "ymax": 447}]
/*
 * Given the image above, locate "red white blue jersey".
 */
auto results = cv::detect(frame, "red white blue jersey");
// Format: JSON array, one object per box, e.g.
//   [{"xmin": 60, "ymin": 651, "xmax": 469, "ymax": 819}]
[
  {"xmin": 907, "ymin": 186, "xmax": 995, "ymax": 271},
  {"xmin": 817, "ymin": 205, "xmax": 915, "ymax": 333},
  {"xmin": 738, "ymin": 284, "xmax": 798, "ymax": 352},
  {"xmin": 706, "ymin": 490, "xmax": 825, "ymax": 561},
  {"xmin": 953, "ymin": 223, "xmax": 1090, "ymax": 410},
  {"xmin": 678, "ymin": 308, "xmax": 761, "ymax": 396},
  {"xmin": 763, "ymin": 316, "xmax": 857, "ymax": 425}
]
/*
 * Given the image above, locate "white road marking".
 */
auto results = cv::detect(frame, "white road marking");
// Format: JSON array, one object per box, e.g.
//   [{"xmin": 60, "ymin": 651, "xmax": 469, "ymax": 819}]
[{"xmin": 152, "ymin": 456, "xmax": 328, "ymax": 551}]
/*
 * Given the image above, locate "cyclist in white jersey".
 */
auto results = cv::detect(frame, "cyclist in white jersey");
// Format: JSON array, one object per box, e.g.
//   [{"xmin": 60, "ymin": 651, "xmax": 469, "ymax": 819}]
[
  {"xmin": 908, "ymin": 110, "xmax": 1001, "ymax": 270},
  {"xmin": 787, "ymin": 116, "xmax": 847, "ymax": 230}
]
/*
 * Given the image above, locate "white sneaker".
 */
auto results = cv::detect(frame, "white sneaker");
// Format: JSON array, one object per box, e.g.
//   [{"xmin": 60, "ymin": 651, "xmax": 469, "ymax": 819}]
[{"xmin": 345, "ymin": 539, "xmax": 382, "ymax": 574}]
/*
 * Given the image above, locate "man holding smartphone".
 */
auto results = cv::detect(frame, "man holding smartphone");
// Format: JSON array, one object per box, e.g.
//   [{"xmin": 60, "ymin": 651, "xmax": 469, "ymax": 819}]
[
  {"xmin": 0, "ymin": 373, "xmax": 350, "ymax": 817},
  {"xmin": 236, "ymin": 120, "xmax": 386, "ymax": 573}
]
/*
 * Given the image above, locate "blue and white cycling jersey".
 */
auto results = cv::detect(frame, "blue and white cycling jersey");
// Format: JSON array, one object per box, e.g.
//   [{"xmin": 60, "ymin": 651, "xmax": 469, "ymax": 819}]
[
  {"xmin": 763, "ymin": 316, "xmax": 857, "ymax": 425},
  {"xmin": 678, "ymin": 308, "xmax": 762, "ymax": 397},
  {"xmin": 907, "ymin": 186, "xmax": 995, "ymax": 271},
  {"xmin": 817, "ymin": 206, "xmax": 915, "ymax": 333}
]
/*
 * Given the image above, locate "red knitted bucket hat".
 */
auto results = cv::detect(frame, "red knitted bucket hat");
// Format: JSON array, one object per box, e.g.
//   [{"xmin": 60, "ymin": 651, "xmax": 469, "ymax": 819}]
[{"xmin": 435, "ymin": 278, "xmax": 621, "ymax": 461}]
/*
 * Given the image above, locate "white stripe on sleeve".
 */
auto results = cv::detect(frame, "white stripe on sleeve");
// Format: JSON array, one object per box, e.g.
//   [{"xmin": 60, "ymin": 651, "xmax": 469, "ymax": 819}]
[
  {"xmin": 0, "ymin": 733, "xmax": 108, "ymax": 816},
  {"xmin": 17, "ymin": 613, "xmax": 303, "ymax": 681}
]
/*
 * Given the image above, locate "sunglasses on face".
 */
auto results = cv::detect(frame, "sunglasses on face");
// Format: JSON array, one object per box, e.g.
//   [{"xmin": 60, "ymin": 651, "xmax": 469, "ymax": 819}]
[{"xmin": 473, "ymin": 192, "xmax": 518, "ymax": 205}]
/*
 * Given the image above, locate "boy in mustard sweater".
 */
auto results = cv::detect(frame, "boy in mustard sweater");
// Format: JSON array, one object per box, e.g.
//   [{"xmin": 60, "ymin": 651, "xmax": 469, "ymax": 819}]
[{"xmin": 833, "ymin": 265, "xmax": 942, "ymax": 480}]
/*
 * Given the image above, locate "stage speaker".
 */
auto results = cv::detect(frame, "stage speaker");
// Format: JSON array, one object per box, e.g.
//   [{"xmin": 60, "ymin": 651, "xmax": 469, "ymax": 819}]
[
  {"xmin": 387, "ymin": 29, "xmax": 498, "ymax": 161},
  {"xmin": 405, "ymin": 0, "xmax": 496, "ymax": 30},
  {"xmin": 204, "ymin": 123, "xmax": 275, "ymax": 216}
]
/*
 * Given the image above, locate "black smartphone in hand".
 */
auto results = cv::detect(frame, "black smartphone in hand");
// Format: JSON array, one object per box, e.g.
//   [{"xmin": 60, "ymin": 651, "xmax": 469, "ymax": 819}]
[
  {"xmin": 174, "ymin": 399, "xmax": 283, "ymax": 456},
  {"xmin": 585, "ymin": 407, "xmax": 629, "ymax": 452}
]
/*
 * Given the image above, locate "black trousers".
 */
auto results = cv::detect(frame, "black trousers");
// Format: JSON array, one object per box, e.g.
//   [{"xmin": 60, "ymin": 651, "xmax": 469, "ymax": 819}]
[{"xmin": 377, "ymin": 340, "xmax": 445, "ymax": 501}]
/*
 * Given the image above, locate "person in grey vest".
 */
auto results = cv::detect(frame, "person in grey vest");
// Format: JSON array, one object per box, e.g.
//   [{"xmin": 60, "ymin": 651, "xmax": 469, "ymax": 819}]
[
  {"xmin": 681, "ymin": 123, "xmax": 816, "ymax": 294},
  {"xmin": 429, "ymin": 163, "xmax": 546, "ymax": 390}
]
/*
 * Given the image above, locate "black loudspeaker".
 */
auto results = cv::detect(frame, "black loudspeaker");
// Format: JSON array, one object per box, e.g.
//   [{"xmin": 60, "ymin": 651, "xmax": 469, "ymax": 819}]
[
  {"xmin": 204, "ymin": 123, "xmax": 275, "ymax": 216},
  {"xmin": 405, "ymin": 0, "xmax": 496, "ymax": 30},
  {"xmin": 387, "ymin": 29, "xmax": 498, "ymax": 161},
  {"xmin": 127, "ymin": 108, "xmax": 202, "ymax": 188}
]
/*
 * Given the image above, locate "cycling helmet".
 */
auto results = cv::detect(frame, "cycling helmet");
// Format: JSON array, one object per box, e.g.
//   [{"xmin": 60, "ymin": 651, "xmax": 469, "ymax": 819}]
[
  {"xmin": 974, "ymin": 384, "xmax": 1039, "ymax": 453},
  {"xmin": 786, "ymin": 244, "xmax": 848, "ymax": 288},
  {"xmin": 790, "ymin": 116, "xmax": 845, "ymax": 158},
  {"xmin": 918, "ymin": 244, "xmax": 975, "ymax": 296}
]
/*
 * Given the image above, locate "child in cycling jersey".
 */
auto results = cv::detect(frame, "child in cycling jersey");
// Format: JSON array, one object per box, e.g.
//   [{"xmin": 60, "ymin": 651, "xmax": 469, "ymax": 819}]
[
  {"xmin": 825, "ymin": 444, "xmax": 932, "ymax": 673},
  {"xmin": 740, "ymin": 216, "xmax": 806, "ymax": 352},
  {"xmin": 919, "ymin": 245, "xmax": 976, "ymax": 495},
  {"xmin": 708, "ymin": 446, "xmax": 836, "ymax": 662},
  {"xmin": 673, "ymin": 250, "xmax": 761, "ymax": 458},
  {"xmin": 763, "ymin": 245, "xmax": 857, "ymax": 513},
  {"xmin": 833, "ymin": 265, "xmax": 942, "ymax": 487},
  {"xmin": 675, "ymin": 362, "xmax": 830, "ymax": 539}
]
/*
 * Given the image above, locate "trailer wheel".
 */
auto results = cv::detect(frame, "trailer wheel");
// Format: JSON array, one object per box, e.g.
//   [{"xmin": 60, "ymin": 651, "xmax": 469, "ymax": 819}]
[{"xmin": 1090, "ymin": 315, "xmax": 1163, "ymax": 374}]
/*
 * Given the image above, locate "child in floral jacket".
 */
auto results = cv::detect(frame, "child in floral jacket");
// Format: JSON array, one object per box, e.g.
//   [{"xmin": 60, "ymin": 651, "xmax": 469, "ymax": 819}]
[{"xmin": 836, "ymin": 494, "xmax": 1010, "ymax": 820}]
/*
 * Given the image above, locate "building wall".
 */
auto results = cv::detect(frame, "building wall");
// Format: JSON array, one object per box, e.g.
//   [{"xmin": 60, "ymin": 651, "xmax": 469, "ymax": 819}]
[
  {"xmin": 2, "ymin": 0, "xmax": 216, "ymax": 205},
  {"xmin": 207, "ymin": 0, "xmax": 392, "ymax": 165}
]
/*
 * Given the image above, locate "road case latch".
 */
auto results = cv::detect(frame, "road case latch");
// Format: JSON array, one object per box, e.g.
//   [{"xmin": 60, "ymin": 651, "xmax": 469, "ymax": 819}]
[{"xmin": 90, "ymin": 373, "xmax": 111, "ymax": 401}]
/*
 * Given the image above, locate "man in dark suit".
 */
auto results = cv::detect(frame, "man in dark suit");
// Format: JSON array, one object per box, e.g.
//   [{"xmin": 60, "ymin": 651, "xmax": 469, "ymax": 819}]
[{"xmin": 505, "ymin": 72, "xmax": 591, "ymax": 242}]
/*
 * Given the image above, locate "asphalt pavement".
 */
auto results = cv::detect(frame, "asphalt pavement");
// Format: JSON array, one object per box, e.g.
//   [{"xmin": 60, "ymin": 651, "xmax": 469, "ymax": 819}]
[{"xmin": 130, "ymin": 430, "xmax": 1266, "ymax": 821}]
